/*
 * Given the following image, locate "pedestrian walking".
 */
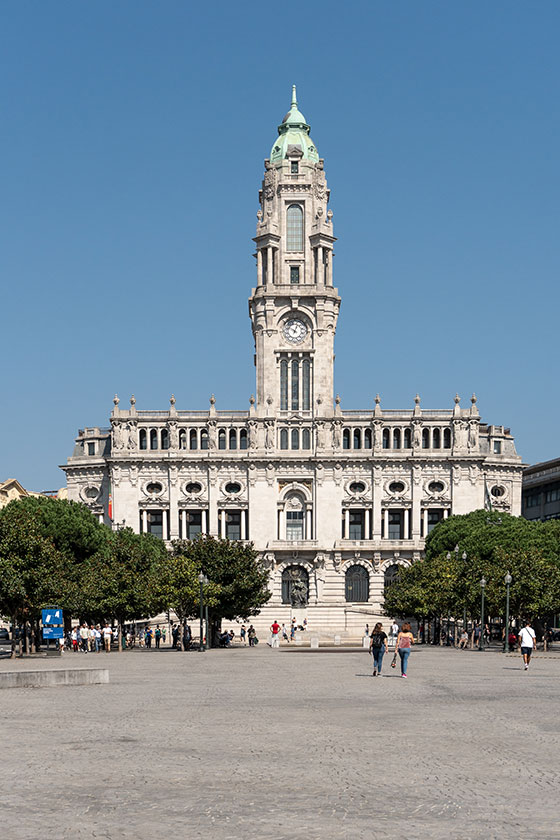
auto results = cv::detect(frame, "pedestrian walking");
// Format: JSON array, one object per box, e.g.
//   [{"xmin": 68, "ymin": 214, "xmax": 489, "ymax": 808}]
[
  {"xmin": 183, "ymin": 624, "xmax": 192, "ymax": 650},
  {"xmin": 281, "ymin": 623, "xmax": 290, "ymax": 643},
  {"xmin": 71, "ymin": 627, "xmax": 78, "ymax": 652},
  {"xmin": 290, "ymin": 619, "xmax": 296, "ymax": 641},
  {"xmin": 93, "ymin": 625, "xmax": 102, "ymax": 652},
  {"xmin": 145, "ymin": 627, "xmax": 153, "ymax": 649},
  {"xmin": 240, "ymin": 625, "xmax": 247, "ymax": 645},
  {"xmin": 369, "ymin": 623, "xmax": 387, "ymax": 676},
  {"xmin": 364, "ymin": 623, "xmax": 370, "ymax": 637},
  {"xmin": 395, "ymin": 622, "xmax": 414, "ymax": 678},
  {"xmin": 79, "ymin": 623, "xmax": 89, "ymax": 653},
  {"xmin": 162, "ymin": 627, "xmax": 167, "ymax": 645},
  {"xmin": 171, "ymin": 624, "xmax": 179, "ymax": 649},
  {"xmin": 518, "ymin": 620, "xmax": 536, "ymax": 671},
  {"xmin": 248, "ymin": 625, "xmax": 256, "ymax": 647},
  {"xmin": 473, "ymin": 624, "xmax": 482, "ymax": 648},
  {"xmin": 155, "ymin": 625, "xmax": 161, "ymax": 649},
  {"xmin": 102, "ymin": 623, "xmax": 113, "ymax": 652}
]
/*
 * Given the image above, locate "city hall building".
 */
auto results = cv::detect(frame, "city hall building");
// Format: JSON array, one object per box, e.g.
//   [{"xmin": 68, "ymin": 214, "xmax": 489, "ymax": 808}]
[{"xmin": 63, "ymin": 89, "xmax": 523, "ymax": 634}]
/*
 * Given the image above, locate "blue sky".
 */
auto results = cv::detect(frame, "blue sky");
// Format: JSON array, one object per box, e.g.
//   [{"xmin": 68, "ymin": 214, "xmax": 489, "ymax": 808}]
[{"xmin": 1, "ymin": 1, "xmax": 558, "ymax": 490}]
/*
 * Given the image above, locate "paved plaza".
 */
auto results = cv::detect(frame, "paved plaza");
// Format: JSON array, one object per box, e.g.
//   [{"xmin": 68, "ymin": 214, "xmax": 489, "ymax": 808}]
[{"xmin": 2, "ymin": 645, "xmax": 559, "ymax": 840}]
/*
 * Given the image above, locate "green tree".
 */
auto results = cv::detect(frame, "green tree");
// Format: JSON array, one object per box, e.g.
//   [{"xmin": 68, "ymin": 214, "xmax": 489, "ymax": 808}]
[
  {"xmin": 156, "ymin": 553, "xmax": 220, "ymax": 648},
  {"xmin": 0, "ymin": 502, "xmax": 69, "ymax": 655},
  {"xmin": 170, "ymin": 536, "xmax": 270, "ymax": 634},
  {"xmin": 83, "ymin": 528, "xmax": 168, "ymax": 649}
]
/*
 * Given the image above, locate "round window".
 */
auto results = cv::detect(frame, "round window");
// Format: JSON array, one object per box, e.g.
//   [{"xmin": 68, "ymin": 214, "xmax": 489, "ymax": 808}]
[
  {"xmin": 491, "ymin": 485, "xmax": 505, "ymax": 498},
  {"xmin": 349, "ymin": 481, "xmax": 366, "ymax": 494},
  {"xmin": 428, "ymin": 481, "xmax": 445, "ymax": 494},
  {"xmin": 225, "ymin": 482, "xmax": 242, "ymax": 494},
  {"xmin": 84, "ymin": 486, "xmax": 99, "ymax": 500},
  {"xmin": 146, "ymin": 482, "xmax": 163, "ymax": 496},
  {"xmin": 389, "ymin": 481, "xmax": 405, "ymax": 494},
  {"xmin": 185, "ymin": 482, "xmax": 202, "ymax": 494}
]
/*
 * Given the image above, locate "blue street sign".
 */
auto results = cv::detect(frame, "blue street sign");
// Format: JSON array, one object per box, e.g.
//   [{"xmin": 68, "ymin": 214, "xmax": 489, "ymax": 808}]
[
  {"xmin": 42, "ymin": 608, "xmax": 63, "ymax": 626},
  {"xmin": 42, "ymin": 626, "xmax": 63, "ymax": 639}
]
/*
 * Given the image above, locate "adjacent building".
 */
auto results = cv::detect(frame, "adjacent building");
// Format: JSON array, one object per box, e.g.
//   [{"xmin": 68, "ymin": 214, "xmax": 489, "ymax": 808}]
[
  {"xmin": 522, "ymin": 458, "xmax": 560, "ymax": 523},
  {"xmin": 62, "ymin": 88, "xmax": 523, "ymax": 633}
]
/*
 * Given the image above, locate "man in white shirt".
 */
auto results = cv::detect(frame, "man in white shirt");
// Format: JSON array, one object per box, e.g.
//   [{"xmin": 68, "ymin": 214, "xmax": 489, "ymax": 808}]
[
  {"xmin": 103, "ymin": 624, "xmax": 113, "ymax": 652},
  {"xmin": 518, "ymin": 621, "xmax": 536, "ymax": 670}
]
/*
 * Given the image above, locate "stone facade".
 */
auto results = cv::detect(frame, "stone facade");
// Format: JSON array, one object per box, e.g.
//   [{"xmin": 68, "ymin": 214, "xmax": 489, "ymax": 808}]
[
  {"xmin": 522, "ymin": 457, "xmax": 560, "ymax": 523},
  {"xmin": 62, "ymin": 88, "xmax": 523, "ymax": 635}
]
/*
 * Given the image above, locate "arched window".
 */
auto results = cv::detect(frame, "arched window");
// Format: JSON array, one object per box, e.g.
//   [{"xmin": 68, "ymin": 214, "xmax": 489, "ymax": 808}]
[
  {"xmin": 364, "ymin": 428, "xmax": 372, "ymax": 449},
  {"xmin": 139, "ymin": 429, "xmax": 147, "ymax": 450},
  {"xmin": 384, "ymin": 564, "xmax": 400, "ymax": 595},
  {"xmin": 302, "ymin": 428, "xmax": 311, "ymax": 449},
  {"xmin": 179, "ymin": 429, "xmax": 187, "ymax": 449},
  {"xmin": 286, "ymin": 204, "xmax": 304, "ymax": 252},
  {"xmin": 443, "ymin": 428, "xmax": 452, "ymax": 449},
  {"xmin": 432, "ymin": 428, "xmax": 441, "ymax": 449},
  {"xmin": 291, "ymin": 359, "xmax": 299, "ymax": 410},
  {"xmin": 150, "ymin": 429, "xmax": 158, "ymax": 450},
  {"xmin": 403, "ymin": 428, "xmax": 411, "ymax": 449},
  {"xmin": 353, "ymin": 429, "xmax": 362, "ymax": 449},
  {"xmin": 239, "ymin": 429, "xmax": 248, "ymax": 450},
  {"xmin": 343, "ymin": 429, "xmax": 351, "ymax": 449},
  {"xmin": 161, "ymin": 429, "xmax": 169, "ymax": 450},
  {"xmin": 280, "ymin": 359, "xmax": 288, "ymax": 410},
  {"xmin": 345, "ymin": 565, "xmax": 369, "ymax": 602},
  {"xmin": 229, "ymin": 429, "xmax": 237, "ymax": 450},
  {"xmin": 393, "ymin": 429, "xmax": 401, "ymax": 449},
  {"xmin": 422, "ymin": 428, "xmax": 430, "ymax": 449},
  {"xmin": 282, "ymin": 565, "xmax": 309, "ymax": 604},
  {"xmin": 218, "ymin": 429, "xmax": 226, "ymax": 450},
  {"xmin": 200, "ymin": 429, "xmax": 209, "ymax": 450},
  {"xmin": 302, "ymin": 359, "xmax": 311, "ymax": 410},
  {"xmin": 291, "ymin": 428, "xmax": 299, "ymax": 450},
  {"xmin": 189, "ymin": 429, "xmax": 198, "ymax": 450},
  {"xmin": 383, "ymin": 428, "xmax": 390, "ymax": 449},
  {"xmin": 285, "ymin": 494, "xmax": 305, "ymax": 540},
  {"xmin": 280, "ymin": 429, "xmax": 289, "ymax": 450}
]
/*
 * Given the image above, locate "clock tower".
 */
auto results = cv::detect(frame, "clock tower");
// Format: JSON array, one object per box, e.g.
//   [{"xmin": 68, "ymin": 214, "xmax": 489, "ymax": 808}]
[{"xmin": 249, "ymin": 86, "xmax": 340, "ymax": 419}]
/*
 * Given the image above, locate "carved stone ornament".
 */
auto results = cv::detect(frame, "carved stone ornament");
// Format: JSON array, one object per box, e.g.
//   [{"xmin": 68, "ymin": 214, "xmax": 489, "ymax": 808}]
[
  {"xmin": 373, "ymin": 465, "xmax": 382, "ymax": 486},
  {"xmin": 168, "ymin": 420, "xmax": 179, "ymax": 450},
  {"xmin": 412, "ymin": 421, "xmax": 422, "ymax": 449},
  {"xmin": 266, "ymin": 462, "xmax": 275, "ymax": 486},
  {"xmin": 208, "ymin": 465, "xmax": 218, "ymax": 486},
  {"xmin": 262, "ymin": 552, "xmax": 275, "ymax": 571},
  {"xmin": 112, "ymin": 422, "xmax": 126, "ymax": 451},
  {"xmin": 412, "ymin": 465, "xmax": 422, "ymax": 486},
  {"xmin": 112, "ymin": 465, "xmax": 121, "ymax": 487},
  {"xmin": 265, "ymin": 420, "xmax": 275, "ymax": 450},
  {"xmin": 331, "ymin": 420, "xmax": 342, "ymax": 449},
  {"xmin": 129, "ymin": 464, "xmax": 138, "ymax": 487},
  {"xmin": 373, "ymin": 421, "xmax": 383, "ymax": 450},
  {"xmin": 315, "ymin": 462, "xmax": 324, "ymax": 486},
  {"xmin": 334, "ymin": 462, "xmax": 343, "ymax": 486},
  {"xmin": 248, "ymin": 420, "xmax": 258, "ymax": 450},
  {"xmin": 453, "ymin": 419, "xmax": 468, "ymax": 451},
  {"xmin": 453, "ymin": 465, "xmax": 462, "ymax": 485},
  {"xmin": 333, "ymin": 552, "xmax": 342, "ymax": 572},
  {"xmin": 248, "ymin": 463, "xmax": 257, "ymax": 486},
  {"xmin": 169, "ymin": 465, "xmax": 178, "ymax": 487},
  {"xmin": 467, "ymin": 421, "xmax": 479, "ymax": 452},
  {"xmin": 313, "ymin": 180, "xmax": 326, "ymax": 202},
  {"xmin": 264, "ymin": 167, "xmax": 276, "ymax": 201}
]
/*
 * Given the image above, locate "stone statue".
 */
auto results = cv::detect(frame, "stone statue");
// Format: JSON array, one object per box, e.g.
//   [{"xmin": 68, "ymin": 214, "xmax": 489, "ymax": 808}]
[
  {"xmin": 248, "ymin": 420, "xmax": 258, "ymax": 450},
  {"xmin": 126, "ymin": 423, "xmax": 137, "ymax": 450},
  {"xmin": 332, "ymin": 420, "xmax": 342, "ymax": 449},
  {"xmin": 413, "ymin": 422, "xmax": 422, "ymax": 449},
  {"xmin": 207, "ymin": 420, "xmax": 217, "ymax": 450},
  {"xmin": 290, "ymin": 577, "xmax": 308, "ymax": 607},
  {"xmin": 373, "ymin": 421, "xmax": 383, "ymax": 450},
  {"xmin": 168, "ymin": 421, "xmax": 179, "ymax": 450},
  {"xmin": 313, "ymin": 555, "xmax": 326, "ymax": 602},
  {"xmin": 316, "ymin": 420, "xmax": 325, "ymax": 449},
  {"xmin": 265, "ymin": 420, "xmax": 275, "ymax": 450},
  {"xmin": 468, "ymin": 422, "xmax": 479, "ymax": 452},
  {"xmin": 112, "ymin": 422, "xmax": 126, "ymax": 451},
  {"xmin": 454, "ymin": 420, "xmax": 467, "ymax": 451}
]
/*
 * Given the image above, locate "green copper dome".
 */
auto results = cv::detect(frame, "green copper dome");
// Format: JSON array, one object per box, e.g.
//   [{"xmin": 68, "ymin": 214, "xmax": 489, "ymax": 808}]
[{"xmin": 270, "ymin": 85, "xmax": 319, "ymax": 165}]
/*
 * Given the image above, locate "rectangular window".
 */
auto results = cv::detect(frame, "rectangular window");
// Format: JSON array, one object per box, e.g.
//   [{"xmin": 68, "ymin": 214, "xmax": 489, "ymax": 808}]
[
  {"xmin": 349, "ymin": 510, "xmax": 365, "ymax": 540},
  {"xmin": 290, "ymin": 266, "xmax": 300, "ymax": 284},
  {"xmin": 225, "ymin": 511, "xmax": 241, "ymax": 540},
  {"xmin": 291, "ymin": 160, "xmax": 299, "ymax": 174},
  {"xmin": 286, "ymin": 510, "xmax": 304, "ymax": 541},
  {"xmin": 427, "ymin": 509, "xmax": 444, "ymax": 534},
  {"xmin": 525, "ymin": 493, "xmax": 541, "ymax": 508},
  {"xmin": 87, "ymin": 442, "xmax": 95, "ymax": 456},
  {"xmin": 147, "ymin": 510, "xmax": 163, "ymax": 539},
  {"xmin": 186, "ymin": 511, "xmax": 202, "ymax": 539},
  {"xmin": 388, "ymin": 510, "xmax": 403, "ymax": 540},
  {"xmin": 493, "ymin": 441, "xmax": 502, "ymax": 454},
  {"xmin": 544, "ymin": 483, "xmax": 560, "ymax": 504}
]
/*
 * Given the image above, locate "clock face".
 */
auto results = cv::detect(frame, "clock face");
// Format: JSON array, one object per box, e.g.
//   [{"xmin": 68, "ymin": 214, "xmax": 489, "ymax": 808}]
[{"xmin": 283, "ymin": 318, "xmax": 308, "ymax": 343}]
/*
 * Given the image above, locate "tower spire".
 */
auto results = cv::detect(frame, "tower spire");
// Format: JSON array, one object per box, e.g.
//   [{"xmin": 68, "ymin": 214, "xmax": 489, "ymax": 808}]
[{"xmin": 291, "ymin": 84, "xmax": 297, "ymax": 108}]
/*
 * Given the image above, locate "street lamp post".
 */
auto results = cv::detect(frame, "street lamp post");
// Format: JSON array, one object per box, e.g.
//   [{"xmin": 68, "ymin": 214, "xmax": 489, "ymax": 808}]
[
  {"xmin": 503, "ymin": 572, "xmax": 512, "ymax": 653},
  {"xmin": 479, "ymin": 577, "xmax": 486, "ymax": 651},
  {"xmin": 447, "ymin": 544, "xmax": 469, "ymax": 639},
  {"xmin": 198, "ymin": 572, "xmax": 208, "ymax": 652}
]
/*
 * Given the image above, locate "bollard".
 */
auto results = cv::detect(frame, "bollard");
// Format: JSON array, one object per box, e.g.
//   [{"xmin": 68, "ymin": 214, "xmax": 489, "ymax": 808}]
[
  {"xmin": 334, "ymin": 634, "xmax": 341, "ymax": 646},
  {"xmin": 310, "ymin": 636, "xmax": 319, "ymax": 648}
]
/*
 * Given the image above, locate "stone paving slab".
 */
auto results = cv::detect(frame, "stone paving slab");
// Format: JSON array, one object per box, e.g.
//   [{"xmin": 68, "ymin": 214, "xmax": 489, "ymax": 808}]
[{"xmin": 2, "ymin": 646, "xmax": 559, "ymax": 839}]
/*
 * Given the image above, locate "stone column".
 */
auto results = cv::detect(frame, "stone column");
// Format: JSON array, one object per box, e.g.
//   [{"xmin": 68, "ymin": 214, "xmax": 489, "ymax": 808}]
[
  {"xmin": 202, "ymin": 509, "xmax": 208, "ymax": 534},
  {"xmin": 306, "ymin": 508, "xmax": 312, "ymax": 539},
  {"xmin": 317, "ymin": 246, "xmax": 323, "ymax": 285},
  {"xmin": 257, "ymin": 249, "xmax": 263, "ymax": 286},
  {"xmin": 142, "ymin": 509, "xmax": 148, "ymax": 533},
  {"xmin": 279, "ymin": 508, "xmax": 285, "ymax": 540},
  {"xmin": 404, "ymin": 509, "xmax": 410, "ymax": 540},
  {"xmin": 163, "ymin": 509, "xmax": 168, "ymax": 540},
  {"xmin": 326, "ymin": 249, "xmax": 333, "ymax": 285},
  {"xmin": 443, "ymin": 508, "xmax": 449, "ymax": 520},
  {"xmin": 383, "ymin": 509, "xmax": 389, "ymax": 539},
  {"xmin": 423, "ymin": 508, "xmax": 428, "ymax": 538},
  {"xmin": 264, "ymin": 247, "xmax": 269, "ymax": 286},
  {"xmin": 344, "ymin": 509, "xmax": 350, "ymax": 539},
  {"xmin": 365, "ymin": 508, "xmax": 371, "ymax": 539},
  {"xmin": 240, "ymin": 510, "xmax": 246, "ymax": 541}
]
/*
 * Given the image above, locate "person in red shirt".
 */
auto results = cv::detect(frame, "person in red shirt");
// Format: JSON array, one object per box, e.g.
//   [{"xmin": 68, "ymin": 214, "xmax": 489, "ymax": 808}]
[{"xmin": 270, "ymin": 621, "xmax": 280, "ymax": 648}]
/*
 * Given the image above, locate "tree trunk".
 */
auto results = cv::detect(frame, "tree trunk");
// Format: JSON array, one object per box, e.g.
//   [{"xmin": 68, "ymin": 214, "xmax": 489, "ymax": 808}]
[
  {"xmin": 10, "ymin": 615, "xmax": 17, "ymax": 658},
  {"xmin": 117, "ymin": 618, "xmax": 123, "ymax": 653}
]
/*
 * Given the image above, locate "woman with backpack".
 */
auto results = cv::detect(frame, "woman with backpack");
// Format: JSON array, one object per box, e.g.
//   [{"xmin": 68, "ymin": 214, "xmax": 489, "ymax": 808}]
[
  {"xmin": 369, "ymin": 622, "xmax": 388, "ymax": 676},
  {"xmin": 395, "ymin": 622, "xmax": 414, "ymax": 678}
]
